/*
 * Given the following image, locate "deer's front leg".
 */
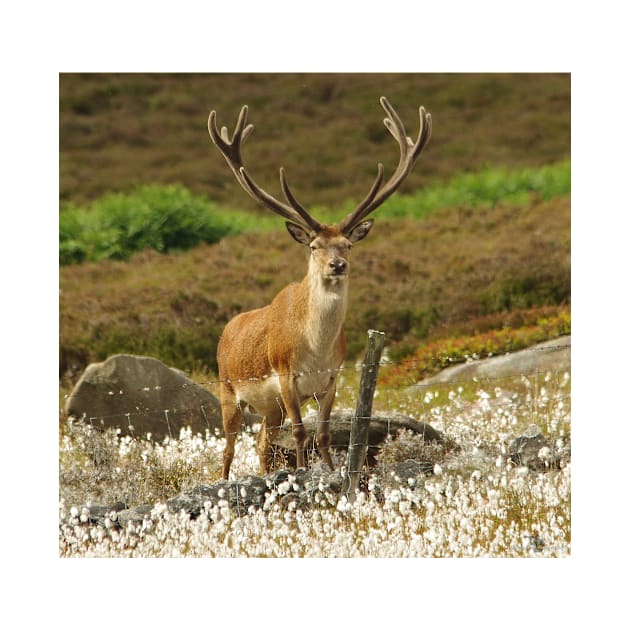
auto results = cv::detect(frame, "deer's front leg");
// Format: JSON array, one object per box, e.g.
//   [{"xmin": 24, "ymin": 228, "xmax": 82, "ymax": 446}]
[
  {"xmin": 315, "ymin": 374, "xmax": 337, "ymax": 470},
  {"xmin": 279, "ymin": 374, "xmax": 307, "ymax": 469}
]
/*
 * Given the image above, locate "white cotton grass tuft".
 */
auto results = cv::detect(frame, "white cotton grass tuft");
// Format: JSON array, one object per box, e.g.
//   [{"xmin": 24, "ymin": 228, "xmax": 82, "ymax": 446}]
[{"xmin": 59, "ymin": 370, "xmax": 570, "ymax": 558}]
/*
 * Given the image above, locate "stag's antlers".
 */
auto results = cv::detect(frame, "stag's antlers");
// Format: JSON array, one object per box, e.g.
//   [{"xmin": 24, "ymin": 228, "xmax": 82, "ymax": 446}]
[
  {"xmin": 338, "ymin": 97, "xmax": 432, "ymax": 233},
  {"xmin": 208, "ymin": 96, "xmax": 432, "ymax": 233},
  {"xmin": 208, "ymin": 106, "xmax": 323, "ymax": 233}
]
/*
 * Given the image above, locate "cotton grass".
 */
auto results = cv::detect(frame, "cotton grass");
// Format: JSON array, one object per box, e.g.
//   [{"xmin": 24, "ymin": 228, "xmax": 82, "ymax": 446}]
[{"xmin": 59, "ymin": 370, "xmax": 570, "ymax": 558}]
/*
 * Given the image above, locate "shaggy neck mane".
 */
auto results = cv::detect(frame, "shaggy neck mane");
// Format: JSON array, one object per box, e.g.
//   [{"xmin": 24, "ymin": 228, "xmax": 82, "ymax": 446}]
[{"xmin": 303, "ymin": 273, "xmax": 348, "ymax": 353}]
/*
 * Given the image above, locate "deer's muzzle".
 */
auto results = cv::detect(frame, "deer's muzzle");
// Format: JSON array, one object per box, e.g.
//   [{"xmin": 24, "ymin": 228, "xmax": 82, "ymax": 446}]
[{"xmin": 328, "ymin": 259, "xmax": 348, "ymax": 275}]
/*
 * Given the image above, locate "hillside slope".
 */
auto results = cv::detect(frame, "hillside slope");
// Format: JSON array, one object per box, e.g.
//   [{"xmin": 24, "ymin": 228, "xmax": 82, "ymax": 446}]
[
  {"xmin": 60, "ymin": 196, "xmax": 570, "ymax": 378},
  {"xmin": 59, "ymin": 73, "xmax": 570, "ymax": 382},
  {"xmin": 60, "ymin": 73, "xmax": 570, "ymax": 208}
]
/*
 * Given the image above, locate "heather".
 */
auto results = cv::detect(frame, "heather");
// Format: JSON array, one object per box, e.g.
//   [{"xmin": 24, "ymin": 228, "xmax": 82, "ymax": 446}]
[
  {"xmin": 59, "ymin": 73, "xmax": 570, "ymax": 377},
  {"xmin": 60, "ymin": 73, "xmax": 570, "ymax": 208},
  {"xmin": 59, "ymin": 195, "xmax": 570, "ymax": 379},
  {"xmin": 381, "ymin": 308, "xmax": 570, "ymax": 386}
]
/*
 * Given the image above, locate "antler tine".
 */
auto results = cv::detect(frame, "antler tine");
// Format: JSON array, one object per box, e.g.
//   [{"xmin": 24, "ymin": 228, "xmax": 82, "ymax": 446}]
[
  {"xmin": 208, "ymin": 106, "xmax": 322, "ymax": 232},
  {"xmin": 208, "ymin": 108, "xmax": 250, "ymax": 186},
  {"xmin": 280, "ymin": 168, "xmax": 324, "ymax": 231},
  {"xmin": 338, "ymin": 97, "xmax": 432, "ymax": 234},
  {"xmin": 238, "ymin": 167, "xmax": 322, "ymax": 231}
]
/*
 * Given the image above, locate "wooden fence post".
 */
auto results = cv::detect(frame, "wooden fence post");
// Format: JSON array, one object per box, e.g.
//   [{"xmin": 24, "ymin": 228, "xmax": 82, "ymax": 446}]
[{"xmin": 342, "ymin": 329, "xmax": 386, "ymax": 501}]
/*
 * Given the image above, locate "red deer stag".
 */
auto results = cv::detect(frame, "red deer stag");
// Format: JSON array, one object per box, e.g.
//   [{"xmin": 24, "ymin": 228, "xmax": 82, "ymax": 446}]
[{"xmin": 208, "ymin": 97, "xmax": 431, "ymax": 479}]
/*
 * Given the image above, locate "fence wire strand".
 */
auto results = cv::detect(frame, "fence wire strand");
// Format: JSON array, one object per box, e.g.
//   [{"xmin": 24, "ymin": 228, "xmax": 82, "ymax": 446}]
[{"xmin": 67, "ymin": 343, "xmax": 570, "ymax": 456}]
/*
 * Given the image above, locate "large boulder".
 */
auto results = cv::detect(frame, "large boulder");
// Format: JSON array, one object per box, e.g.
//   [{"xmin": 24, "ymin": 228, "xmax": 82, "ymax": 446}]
[
  {"xmin": 270, "ymin": 412, "xmax": 443, "ymax": 467},
  {"xmin": 64, "ymin": 354, "xmax": 224, "ymax": 440},
  {"xmin": 417, "ymin": 336, "xmax": 571, "ymax": 385}
]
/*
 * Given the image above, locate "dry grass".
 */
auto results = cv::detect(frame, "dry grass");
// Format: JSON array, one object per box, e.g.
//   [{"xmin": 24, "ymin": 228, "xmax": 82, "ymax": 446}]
[
  {"xmin": 60, "ymin": 73, "xmax": 570, "ymax": 208},
  {"xmin": 59, "ymin": 73, "xmax": 570, "ymax": 380},
  {"xmin": 60, "ymin": 194, "xmax": 570, "ymax": 379}
]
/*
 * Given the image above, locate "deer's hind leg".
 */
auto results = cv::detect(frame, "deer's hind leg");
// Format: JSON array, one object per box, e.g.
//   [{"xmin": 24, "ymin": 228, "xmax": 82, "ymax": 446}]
[{"xmin": 220, "ymin": 382, "xmax": 246, "ymax": 480}]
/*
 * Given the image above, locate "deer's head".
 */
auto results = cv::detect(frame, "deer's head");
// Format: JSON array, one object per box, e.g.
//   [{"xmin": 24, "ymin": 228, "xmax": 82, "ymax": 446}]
[
  {"xmin": 208, "ymin": 97, "xmax": 432, "ymax": 282},
  {"xmin": 283, "ymin": 221, "xmax": 372, "ymax": 285}
]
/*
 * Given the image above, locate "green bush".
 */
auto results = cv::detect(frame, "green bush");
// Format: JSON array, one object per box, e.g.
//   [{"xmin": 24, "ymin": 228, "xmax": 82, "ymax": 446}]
[
  {"xmin": 359, "ymin": 159, "xmax": 571, "ymax": 220},
  {"xmin": 60, "ymin": 161, "xmax": 570, "ymax": 265},
  {"xmin": 59, "ymin": 185, "xmax": 242, "ymax": 264}
]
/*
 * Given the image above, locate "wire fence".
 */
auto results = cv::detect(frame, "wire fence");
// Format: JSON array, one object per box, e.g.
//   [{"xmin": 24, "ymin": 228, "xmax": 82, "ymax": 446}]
[
  {"xmin": 64, "ymin": 340, "xmax": 571, "ymax": 445},
  {"xmin": 60, "ymin": 337, "xmax": 571, "ymax": 509}
]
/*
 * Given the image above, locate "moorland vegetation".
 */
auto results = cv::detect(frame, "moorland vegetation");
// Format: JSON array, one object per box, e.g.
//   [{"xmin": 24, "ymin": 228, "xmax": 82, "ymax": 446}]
[
  {"xmin": 59, "ymin": 73, "xmax": 571, "ymax": 558},
  {"xmin": 59, "ymin": 72, "xmax": 570, "ymax": 385}
]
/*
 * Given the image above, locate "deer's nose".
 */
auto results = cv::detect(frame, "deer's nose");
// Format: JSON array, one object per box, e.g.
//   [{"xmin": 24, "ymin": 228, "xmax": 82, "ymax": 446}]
[{"xmin": 329, "ymin": 259, "xmax": 347, "ymax": 274}]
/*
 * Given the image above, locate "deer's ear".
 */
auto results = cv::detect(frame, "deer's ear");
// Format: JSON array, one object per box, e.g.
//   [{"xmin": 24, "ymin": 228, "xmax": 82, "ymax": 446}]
[
  {"xmin": 286, "ymin": 222, "xmax": 312, "ymax": 245},
  {"xmin": 347, "ymin": 219, "xmax": 374, "ymax": 243}
]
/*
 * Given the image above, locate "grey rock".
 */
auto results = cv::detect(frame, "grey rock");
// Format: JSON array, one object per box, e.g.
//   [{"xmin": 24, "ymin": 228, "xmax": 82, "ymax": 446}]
[
  {"xmin": 85, "ymin": 502, "xmax": 127, "ymax": 526},
  {"xmin": 271, "ymin": 413, "xmax": 443, "ymax": 467},
  {"xmin": 416, "ymin": 336, "xmax": 571, "ymax": 386},
  {"xmin": 234, "ymin": 476, "xmax": 269, "ymax": 512},
  {"xmin": 166, "ymin": 484, "xmax": 220, "ymax": 516},
  {"xmin": 70, "ymin": 465, "xmax": 366, "ymax": 532},
  {"xmin": 64, "ymin": 354, "xmax": 224, "ymax": 440},
  {"xmin": 326, "ymin": 471, "xmax": 345, "ymax": 494},
  {"xmin": 390, "ymin": 459, "xmax": 434, "ymax": 481},
  {"xmin": 507, "ymin": 425, "xmax": 565, "ymax": 470},
  {"xmin": 266, "ymin": 469, "xmax": 291, "ymax": 489},
  {"xmin": 166, "ymin": 476, "xmax": 272, "ymax": 517},
  {"xmin": 116, "ymin": 504, "xmax": 154, "ymax": 528}
]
